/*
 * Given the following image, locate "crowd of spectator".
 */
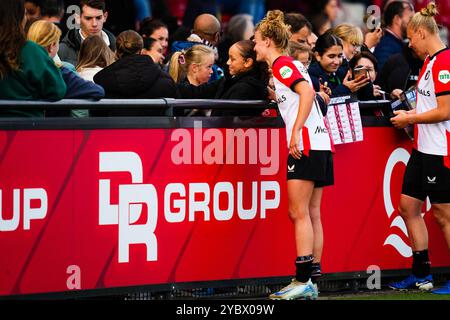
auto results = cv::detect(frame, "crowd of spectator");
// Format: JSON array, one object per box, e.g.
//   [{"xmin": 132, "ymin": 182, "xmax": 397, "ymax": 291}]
[{"xmin": 0, "ymin": 0, "xmax": 449, "ymax": 117}]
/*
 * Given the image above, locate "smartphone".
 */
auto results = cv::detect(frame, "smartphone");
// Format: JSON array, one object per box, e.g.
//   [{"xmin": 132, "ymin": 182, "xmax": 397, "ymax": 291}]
[{"xmin": 353, "ymin": 66, "xmax": 368, "ymax": 80}]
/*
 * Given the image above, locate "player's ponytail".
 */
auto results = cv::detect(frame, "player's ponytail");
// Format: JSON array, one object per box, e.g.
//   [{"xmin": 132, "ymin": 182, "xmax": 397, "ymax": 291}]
[
  {"xmin": 420, "ymin": 2, "xmax": 438, "ymax": 18},
  {"xmin": 409, "ymin": 2, "xmax": 439, "ymax": 34},
  {"xmin": 255, "ymin": 10, "xmax": 291, "ymax": 52}
]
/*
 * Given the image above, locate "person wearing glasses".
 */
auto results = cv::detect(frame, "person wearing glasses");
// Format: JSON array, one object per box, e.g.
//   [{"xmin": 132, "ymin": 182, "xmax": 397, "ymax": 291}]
[
  {"xmin": 374, "ymin": 0, "xmax": 415, "ymax": 72},
  {"xmin": 349, "ymin": 51, "xmax": 386, "ymax": 104},
  {"xmin": 171, "ymin": 13, "xmax": 224, "ymax": 82}
]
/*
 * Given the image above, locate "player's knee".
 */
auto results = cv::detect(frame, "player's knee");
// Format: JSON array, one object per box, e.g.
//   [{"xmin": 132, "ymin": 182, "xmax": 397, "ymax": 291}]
[
  {"xmin": 288, "ymin": 206, "xmax": 309, "ymax": 221},
  {"xmin": 432, "ymin": 207, "xmax": 449, "ymax": 228},
  {"xmin": 397, "ymin": 203, "xmax": 419, "ymax": 219},
  {"xmin": 309, "ymin": 206, "xmax": 321, "ymax": 223}
]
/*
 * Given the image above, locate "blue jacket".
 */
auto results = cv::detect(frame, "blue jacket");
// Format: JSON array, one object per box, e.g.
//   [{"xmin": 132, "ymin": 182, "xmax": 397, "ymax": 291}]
[
  {"xmin": 60, "ymin": 67, "xmax": 104, "ymax": 99},
  {"xmin": 308, "ymin": 61, "xmax": 351, "ymax": 98},
  {"xmin": 374, "ymin": 31, "xmax": 404, "ymax": 73}
]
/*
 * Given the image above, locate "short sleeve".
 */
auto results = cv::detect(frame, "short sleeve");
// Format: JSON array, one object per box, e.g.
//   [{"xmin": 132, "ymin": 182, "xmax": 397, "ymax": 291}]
[
  {"xmin": 272, "ymin": 56, "xmax": 306, "ymax": 92},
  {"xmin": 432, "ymin": 51, "xmax": 450, "ymax": 97}
]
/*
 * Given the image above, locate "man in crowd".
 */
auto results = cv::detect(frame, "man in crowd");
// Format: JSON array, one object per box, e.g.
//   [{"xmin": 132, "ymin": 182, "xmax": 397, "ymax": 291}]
[
  {"xmin": 172, "ymin": 13, "xmax": 223, "ymax": 81},
  {"xmin": 374, "ymin": 0, "xmax": 414, "ymax": 72},
  {"xmin": 59, "ymin": 0, "xmax": 116, "ymax": 66}
]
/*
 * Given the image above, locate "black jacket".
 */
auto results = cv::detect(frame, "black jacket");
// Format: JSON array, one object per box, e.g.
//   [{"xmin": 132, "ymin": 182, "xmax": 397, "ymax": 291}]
[
  {"xmin": 58, "ymin": 28, "xmax": 116, "ymax": 66},
  {"xmin": 378, "ymin": 45, "xmax": 424, "ymax": 94},
  {"xmin": 93, "ymin": 54, "xmax": 178, "ymax": 115},
  {"xmin": 178, "ymin": 69, "xmax": 269, "ymax": 116}
]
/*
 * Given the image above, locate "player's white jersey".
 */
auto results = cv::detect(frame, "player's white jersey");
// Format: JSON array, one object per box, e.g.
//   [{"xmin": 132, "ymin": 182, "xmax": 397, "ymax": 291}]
[
  {"xmin": 272, "ymin": 56, "xmax": 333, "ymax": 155},
  {"xmin": 415, "ymin": 48, "xmax": 450, "ymax": 166}
]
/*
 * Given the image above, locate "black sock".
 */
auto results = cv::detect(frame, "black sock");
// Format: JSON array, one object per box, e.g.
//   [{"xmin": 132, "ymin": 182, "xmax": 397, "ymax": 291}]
[
  {"xmin": 311, "ymin": 262, "xmax": 322, "ymax": 284},
  {"xmin": 295, "ymin": 255, "xmax": 313, "ymax": 283},
  {"xmin": 412, "ymin": 249, "xmax": 431, "ymax": 278}
]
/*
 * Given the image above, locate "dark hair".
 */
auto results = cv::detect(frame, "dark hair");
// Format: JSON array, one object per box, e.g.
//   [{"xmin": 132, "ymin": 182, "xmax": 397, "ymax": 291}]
[
  {"xmin": 234, "ymin": 40, "xmax": 269, "ymax": 85},
  {"xmin": 310, "ymin": 12, "xmax": 331, "ymax": 36},
  {"xmin": 310, "ymin": 0, "xmax": 333, "ymax": 16},
  {"xmin": 40, "ymin": 0, "xmax": 64, "ymax": 17},
  {"xmin": 384, "ymin": 1, "xmax": 410, "ymax": 27},
  {"xmin": 80, "ymin": 0, "xmax": 106, "ymax": 13},
  {"xmin": 139, "ymin": 18, "xmax": 168, "ymax": 38},
  {"xmin": 349, "ymin": 51, "xmax": 378, "ymax": 71},
  {"xmin": 314, "ymin": 30, "xmax": 343, "ymax": 56},
  {"xmin": 25, "ymin": 0, "xmax": 41, "ymax": 5},
  {"xmin": 143, "ymin": 37, "xmax": 158, "ymax": 50},
  {"xmin": 0, "ymin": 0, "xmax": 26, "ymax": 79},
  {"xmin": 284, "ymin": 13, "xmax": 312, "ymax": 33},
  {"xmin": 116, "ymin": 30, "xmax": 143, "ymax": 59}
]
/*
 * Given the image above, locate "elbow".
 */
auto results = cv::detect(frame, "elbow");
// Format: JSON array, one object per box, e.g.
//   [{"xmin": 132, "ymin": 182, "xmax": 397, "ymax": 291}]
[{"xmin": 306, "ymin": 85, "xmax": 316, "ymax": 100}]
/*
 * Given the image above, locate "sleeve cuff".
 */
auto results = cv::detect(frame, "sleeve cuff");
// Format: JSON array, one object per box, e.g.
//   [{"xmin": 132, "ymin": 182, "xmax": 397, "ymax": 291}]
[
  {"xmin": 290, "ymin": 78, "xmax": 307, "ymax": 92},
  {"xmin": 436, "ymin": 91, "xmax": 450, "ymax": 97}
]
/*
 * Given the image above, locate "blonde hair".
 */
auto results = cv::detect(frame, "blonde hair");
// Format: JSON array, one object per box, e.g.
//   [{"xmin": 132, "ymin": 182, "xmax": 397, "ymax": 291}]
[
  {"xmin": 77, "ymin": 35, "xmax": 116, "ymax": 71},
  {"xmin": 255, "ymin": 10, "xmax": 291, "ymax": 52},
  {"xmin": 169, "ymin": 45, "xmax": 214, "ymax": 83},
  {"xmin": 333, "ymin": 23, "xmax": 364, "ymax": 46},
  {"xmin": 409, "ymin": 2, "xmax": 439, "ymax": 34},
  {"xmin": 27, "ymin": 20, "xmax": 62, "ymax": 48}
]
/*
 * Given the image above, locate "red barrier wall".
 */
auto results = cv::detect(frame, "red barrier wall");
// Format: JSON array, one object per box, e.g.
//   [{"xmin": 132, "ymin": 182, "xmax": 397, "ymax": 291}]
[{"xmin": 0, "ymin": 125, "xmax": 448, "ymax": 296}]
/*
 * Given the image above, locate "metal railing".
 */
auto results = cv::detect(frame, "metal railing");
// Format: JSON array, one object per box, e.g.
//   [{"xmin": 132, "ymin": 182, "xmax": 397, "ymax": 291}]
[{"xmin": 0, "ymin": 98, "xmax": 391, "ymax": 114}]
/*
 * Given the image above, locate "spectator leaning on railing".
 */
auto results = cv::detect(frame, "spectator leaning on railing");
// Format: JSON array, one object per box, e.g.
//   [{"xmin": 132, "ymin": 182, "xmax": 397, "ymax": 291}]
[
  {"xmin": 27, "ymin": 20, "xmax": 105, "ymax": 101},
  {"xmin": 0, "ymin": 0, "xmax": 66, "ymax": 117},
  {"xmin": 176, "ymin": 40, "xmax": 270, "ymax": 116},
  {"xmin": 94, "ymin": 30, "xmax": 177, "ymax": 103}
]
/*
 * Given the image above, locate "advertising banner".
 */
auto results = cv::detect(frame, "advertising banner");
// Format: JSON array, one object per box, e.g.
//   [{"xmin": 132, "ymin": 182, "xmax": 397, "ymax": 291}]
[{"xmin": 0, "ymin": 123, "xmax": 448, "ymax": 296}]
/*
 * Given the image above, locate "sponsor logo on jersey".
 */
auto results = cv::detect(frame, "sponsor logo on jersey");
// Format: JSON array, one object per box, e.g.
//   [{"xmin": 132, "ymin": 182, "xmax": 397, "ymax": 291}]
[
  {"xmin": 418, "ymin": 87, "xmax": 431, "ymax": 97},
  {"xmin": 279, "ymin": 66, "xmax": 293, "ymax": 79},
  {"xmin": 314, "ymin": 126, "xmax": 328, "ymax": 134},
  {"xmin": 438, "ymin": 70, "xmax": 450, "ymax": 84},
  {"xmin": 276, "ymin": 94, "xmax": 287, "ymax": 104},
  {"xmin": 424, "ymin": 70, "xmax": 430, "ymax": 80}
]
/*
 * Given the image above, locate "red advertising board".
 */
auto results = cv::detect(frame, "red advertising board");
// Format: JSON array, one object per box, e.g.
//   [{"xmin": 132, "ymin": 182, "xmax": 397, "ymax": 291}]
[{"xmin": 0, "ymin": 124, "xmax": 449, "ymax": 296}]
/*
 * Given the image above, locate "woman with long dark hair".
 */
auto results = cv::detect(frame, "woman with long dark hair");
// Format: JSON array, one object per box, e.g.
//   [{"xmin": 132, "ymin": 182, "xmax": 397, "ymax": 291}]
[{"xmin": 0, "ymin": 0, "xmax": 66, "ymax": 116}]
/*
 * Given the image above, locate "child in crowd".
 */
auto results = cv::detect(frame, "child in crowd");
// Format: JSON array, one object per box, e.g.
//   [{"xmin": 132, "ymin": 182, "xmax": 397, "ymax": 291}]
[
  {"xmin": 169, "ymin": 44, "xmax": 215, "ymax": 86},
  {"xmin": 176, "ymin": 40, "xmax": 270, "ymax": 116},
  {"xmin": 289, "ymin": 41, "xmax": 313, "ymax": 68}
]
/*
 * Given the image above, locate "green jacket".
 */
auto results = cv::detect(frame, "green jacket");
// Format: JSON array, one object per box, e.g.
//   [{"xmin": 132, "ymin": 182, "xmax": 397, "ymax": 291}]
[{"xmin": 0, "ymin": 41, "xmax": 66, "ymax": 117}]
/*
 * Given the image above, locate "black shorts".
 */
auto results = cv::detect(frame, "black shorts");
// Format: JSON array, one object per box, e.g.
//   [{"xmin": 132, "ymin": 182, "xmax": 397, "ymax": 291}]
[
  {"xmin": 287, "ymin": 150, "xmax": 334, "ymax": 187},
  {"xmin": 402, "ymin": 149, "xmax": 450, "ymax": 204}
]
